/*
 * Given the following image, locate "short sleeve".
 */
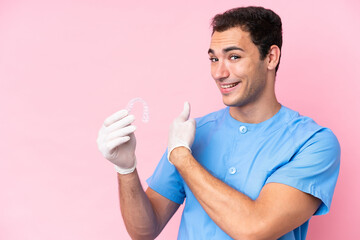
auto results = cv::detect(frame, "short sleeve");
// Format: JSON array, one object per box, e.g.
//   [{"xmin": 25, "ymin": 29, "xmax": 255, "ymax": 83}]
[
  {"xmin": 146, "ymin": 149, "xmax": 186, "ymax": 205},
  {"xmin": 265, "ymin": 128, "xmax": 340, "ymax": 215}
]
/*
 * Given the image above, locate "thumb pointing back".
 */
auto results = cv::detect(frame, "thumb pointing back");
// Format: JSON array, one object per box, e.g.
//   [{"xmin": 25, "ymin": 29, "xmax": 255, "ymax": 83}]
[{"xmin": 178, "ymin": 101, "xmax": 191, "ymax": 121}]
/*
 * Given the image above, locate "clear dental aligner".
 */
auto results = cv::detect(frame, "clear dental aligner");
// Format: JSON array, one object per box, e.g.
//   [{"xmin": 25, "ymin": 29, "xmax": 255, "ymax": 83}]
[{"xmin": 126, "ymin": 97, "xmax": 149, "ymax": 123}]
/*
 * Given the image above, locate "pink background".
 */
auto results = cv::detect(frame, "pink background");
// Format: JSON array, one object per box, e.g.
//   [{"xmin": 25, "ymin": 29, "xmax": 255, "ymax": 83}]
[{"xmin": 1, "ymin": 0, "xmax": 359, "ymax": 239}]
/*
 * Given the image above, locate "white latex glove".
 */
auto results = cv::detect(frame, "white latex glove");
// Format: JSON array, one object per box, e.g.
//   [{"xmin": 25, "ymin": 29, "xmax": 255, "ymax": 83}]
[
  {"xmin": 167, "ymin": 102, "xmax": 196, "ymax": 163},
  {"xmin": 97, "ymin": 109, "xmax": 137, "ymax": 174}
]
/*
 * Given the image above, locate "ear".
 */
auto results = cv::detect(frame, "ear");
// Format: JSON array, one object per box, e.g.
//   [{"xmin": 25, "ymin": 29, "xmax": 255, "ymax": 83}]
[{"xmin": 266, "ymin": 45, "xmax": 281, "ymax": 71}]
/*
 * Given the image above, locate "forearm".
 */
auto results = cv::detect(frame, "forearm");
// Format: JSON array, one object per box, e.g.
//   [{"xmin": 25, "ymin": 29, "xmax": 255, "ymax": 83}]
[
  {"xmin": 117, "ymin": 169, "xmax": 159, "ymax": 240},
  {"xmin": 171, "ymin": 148, "xmax": 267, "ymax": 240}
]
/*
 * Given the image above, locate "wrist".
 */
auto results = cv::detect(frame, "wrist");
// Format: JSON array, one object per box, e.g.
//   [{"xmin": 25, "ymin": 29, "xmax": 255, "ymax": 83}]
[
  {"xmin": 115, "ymin": 158, "xmax": 137, "ymax": 175},
  {"xmin": 169, "ymin": 147, "xmax": 192, "ymax": 167}
]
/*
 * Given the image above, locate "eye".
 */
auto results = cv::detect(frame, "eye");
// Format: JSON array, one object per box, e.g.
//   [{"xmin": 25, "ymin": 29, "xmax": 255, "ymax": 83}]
[
  {"xmin": 209, "ymin": 57, "xmax": 218, "ymax": 62},
  {"xmin": 230, "ymin": 55, "xmax": 240, "ymax": 60}
]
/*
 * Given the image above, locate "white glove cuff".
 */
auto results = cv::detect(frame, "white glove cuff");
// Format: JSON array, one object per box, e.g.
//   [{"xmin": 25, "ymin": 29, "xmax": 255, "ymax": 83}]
[
  {"xmin": 167, "ymin": 144, "xmax": 192, "ymax": 165},
  {"xmin": 114, "ymin": 158, "xmax": 137, "ymax": 174}
]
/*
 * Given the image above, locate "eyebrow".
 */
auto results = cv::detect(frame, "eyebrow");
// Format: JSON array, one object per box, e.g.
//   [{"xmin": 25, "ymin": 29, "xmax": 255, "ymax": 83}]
[{"xmin": 208, "ymin": 46, "xmax": 245, "ymax": 54}]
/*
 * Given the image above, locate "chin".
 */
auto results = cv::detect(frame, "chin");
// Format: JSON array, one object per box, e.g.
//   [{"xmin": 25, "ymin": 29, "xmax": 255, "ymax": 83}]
[
  {"xmin": 222, "ymin": 98, "xmax": 238, "ymax": 107},
  {"xmin": 222, "ymin": 95, "xmax": 237, "ymax": 106},
  {"xmin": 222, "ymin": 96, "xmax": 249, "ymax": 108}
]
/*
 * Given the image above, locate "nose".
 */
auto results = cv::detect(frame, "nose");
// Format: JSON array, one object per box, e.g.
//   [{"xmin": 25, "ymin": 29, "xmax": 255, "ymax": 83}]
[{"xmin": 212, "ymin": 60, "xmax": 230, "ymax": 81}]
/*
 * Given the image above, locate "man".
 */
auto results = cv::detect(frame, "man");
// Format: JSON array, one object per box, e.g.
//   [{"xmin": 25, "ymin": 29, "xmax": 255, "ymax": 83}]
[{"xmin": 97, "ymin": 6, "xmax": 340, "ymax": 240}]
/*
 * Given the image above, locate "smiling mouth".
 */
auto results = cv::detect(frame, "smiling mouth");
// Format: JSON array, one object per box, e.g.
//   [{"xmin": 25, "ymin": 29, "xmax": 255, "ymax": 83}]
[{"xmin": 220, "ymin": 82, "xmax": 240, "ymax": 89}]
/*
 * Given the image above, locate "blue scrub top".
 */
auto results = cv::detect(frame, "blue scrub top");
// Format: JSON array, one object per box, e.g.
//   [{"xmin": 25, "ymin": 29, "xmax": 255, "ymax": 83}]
[{"xmin": 147, "ymin": 105, "xmax": 340, "ymax": 240}]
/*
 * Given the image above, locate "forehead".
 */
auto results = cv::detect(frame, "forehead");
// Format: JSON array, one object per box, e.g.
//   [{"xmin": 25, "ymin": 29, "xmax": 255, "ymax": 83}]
[{"xmin": 210, "ymin": 27, "xmax": 253, "ymax": 51}]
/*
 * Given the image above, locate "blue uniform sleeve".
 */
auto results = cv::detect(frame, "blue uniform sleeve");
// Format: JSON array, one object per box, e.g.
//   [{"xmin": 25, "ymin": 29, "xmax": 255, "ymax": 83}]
[
  {"xmin": 265, "ymin": 128, "xmax": 340, "ymax": 215},
  {"xmin": 146, "ymin": 149, "xmax": 186, "ymax": 205}
]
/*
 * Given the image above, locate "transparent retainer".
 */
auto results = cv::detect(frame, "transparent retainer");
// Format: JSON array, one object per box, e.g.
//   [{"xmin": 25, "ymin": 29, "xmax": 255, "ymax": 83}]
[{"xmin": 126, "ymin": 97, "xmax": 149, "ymax": 123}]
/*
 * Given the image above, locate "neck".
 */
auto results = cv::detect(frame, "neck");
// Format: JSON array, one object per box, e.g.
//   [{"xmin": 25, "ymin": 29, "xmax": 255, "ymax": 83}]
[
  {"xmin": 229, "ymin": 78, "xmax": 281, "ymax": 124},
  {"xmin": 229, "ymin": 100, "xmax": 281, "ymax": 124}
]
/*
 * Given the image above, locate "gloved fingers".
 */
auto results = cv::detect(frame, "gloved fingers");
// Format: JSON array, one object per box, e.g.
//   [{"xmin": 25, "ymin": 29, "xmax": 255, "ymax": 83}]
[
  {"xmin": 106, "ymin": 114, "xmax": 135, "ymax": 132},
  {"xmin": 103, "ymin": 109, "xmax": 129, "ymax": 127},
  {"xmin": 177, "ymin": 101, "xmax": 191, "ymax": 121},
  {"xmin": 106, "ymin": 125, "xmax": 136, "ymax": 141},
  {"xmin": 106, "ymin": 136, "xmax": 131, "ymax": 152},
  {"xmin": 187, "ymin": 118, "xmax": 196, "ymax": 126}
]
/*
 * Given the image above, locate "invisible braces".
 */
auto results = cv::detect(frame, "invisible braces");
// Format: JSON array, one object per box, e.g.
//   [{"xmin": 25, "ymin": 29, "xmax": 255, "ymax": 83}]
[{"xmin": 126, "ymin": 97, "xmax": 149, "ymax": 123}]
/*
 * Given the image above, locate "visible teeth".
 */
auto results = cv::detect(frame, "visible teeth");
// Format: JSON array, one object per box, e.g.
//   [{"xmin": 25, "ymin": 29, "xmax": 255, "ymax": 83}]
[{"xmin": 221, "ymin": 83, "xmax": 239, "ymax": 89}]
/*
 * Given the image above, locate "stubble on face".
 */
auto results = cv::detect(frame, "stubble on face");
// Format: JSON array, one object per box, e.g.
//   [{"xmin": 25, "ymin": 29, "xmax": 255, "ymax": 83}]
[
  {"xmin": 210, "ymin": 28, "xmax": 268, "ymax": 108},
  {"xmin": 225, "ymin": 62, "xmax": 267, "ymax": 108}
]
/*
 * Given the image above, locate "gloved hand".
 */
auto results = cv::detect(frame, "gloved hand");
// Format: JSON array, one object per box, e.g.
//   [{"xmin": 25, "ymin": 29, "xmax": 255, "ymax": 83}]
[
  {"xmin": 97, "ymin": 109, "xmax": 137, "ymax": 174},
  {"xmin": 167, "ymin": 102, "xmax": 196, "ymax": 163}
]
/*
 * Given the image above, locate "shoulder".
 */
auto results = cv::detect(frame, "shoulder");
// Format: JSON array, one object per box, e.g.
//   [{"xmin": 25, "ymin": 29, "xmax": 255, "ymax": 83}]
[
  {"xmin": 285, "ymin": 108, "xmax": 322, "ymax": 134},
  {"xmin": 282, "ymin": 106, "xmax": 340, "ymax": 155},
  {"xmin": 194, "ymin": 107, "xmax": 228, "ymax": 129}
]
